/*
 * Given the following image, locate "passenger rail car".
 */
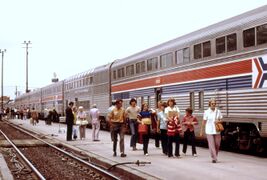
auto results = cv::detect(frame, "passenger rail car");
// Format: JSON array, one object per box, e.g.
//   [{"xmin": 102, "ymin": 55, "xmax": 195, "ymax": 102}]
[
  {"xmin": 14, "ymin": 5, "xmax": 267, "ymax": 152},
  {"xmin": 111, "ymin": 5, "xmax": 267, "ymax": 152}
]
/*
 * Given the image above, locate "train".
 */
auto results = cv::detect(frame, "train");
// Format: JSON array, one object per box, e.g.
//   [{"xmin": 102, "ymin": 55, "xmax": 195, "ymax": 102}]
[{"xmin": 14, "ymin": 5, "xmax": 267, "ymax": 153}]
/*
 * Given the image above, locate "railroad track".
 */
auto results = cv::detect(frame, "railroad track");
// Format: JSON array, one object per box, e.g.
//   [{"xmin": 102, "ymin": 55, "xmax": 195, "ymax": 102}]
[{"xmin": 0, "ymin": 121, "xmax": 120, "ymax": 180}]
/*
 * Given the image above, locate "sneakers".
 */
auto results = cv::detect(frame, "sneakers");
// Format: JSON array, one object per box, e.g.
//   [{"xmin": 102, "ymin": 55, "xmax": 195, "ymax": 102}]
[
  {"xmin": 145, "ymin": 153, "xmax": 149, "ymax": 156},
  {"xmin": 120, "ymin": 153, "xmax": 127, "ymax": 157},
  {"xmin": 212, "ymin": 160, "xmax": 217, "ymax": 163},
  {"xmin": 193, "ymin": 154, "xmax": 197, "ymax": 157},
  {"xmin": 113, "ymin": 152, "xmax": 117, "ymax": 157},
  {"xmin": 132, "ymin": 147, "xmax": 137, "ymax": 151}
]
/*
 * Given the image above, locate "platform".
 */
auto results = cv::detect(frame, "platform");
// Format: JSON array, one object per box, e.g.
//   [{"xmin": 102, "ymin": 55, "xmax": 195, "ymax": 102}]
[{"xmin": 4, "ymin": 118, "xmax": 267, "ymax": 180}]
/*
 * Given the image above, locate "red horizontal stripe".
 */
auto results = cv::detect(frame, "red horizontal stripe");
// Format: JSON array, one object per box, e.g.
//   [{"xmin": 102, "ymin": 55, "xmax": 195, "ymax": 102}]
[{"xmin": 112, "ymin": 60, "xmax": 252, "ymax": 92}]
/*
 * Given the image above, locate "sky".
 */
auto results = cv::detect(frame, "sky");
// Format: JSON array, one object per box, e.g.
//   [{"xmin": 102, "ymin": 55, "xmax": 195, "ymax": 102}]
[{"xmin": 0, "ymin": 0, "xmax": 266, "ymax": 99}]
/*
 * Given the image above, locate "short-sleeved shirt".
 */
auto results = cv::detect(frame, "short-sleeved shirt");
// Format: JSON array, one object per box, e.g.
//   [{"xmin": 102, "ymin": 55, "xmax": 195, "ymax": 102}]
[
  {"xmin": 110, "ymin": 107, "xmax": 125, "ymax": 123},
  {"xmin": 89, "ymin": 108, "xmax": 100, "ymax": 123},
  {"xmin": 165, "ymin": 106, "xmax": 180, "ymax": 118},
  {"xmin": 126, "ymin": 106, "xmax": 140, "ymax": 119},
  {"xmin": 203, "ymin": 108, "xmax": 223, "ymax": 135},
  {"xmin": 157, "ymin": 111, "xmax": 167, "ymax": 130}
]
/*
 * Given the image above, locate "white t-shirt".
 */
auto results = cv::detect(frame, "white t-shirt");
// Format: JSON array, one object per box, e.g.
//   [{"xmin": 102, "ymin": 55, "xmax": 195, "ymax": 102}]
[
  {"xmin": 165, "ymin": 106, "xmax": 180, "ymax": 118},
  {"xmin": 126, "ymin": 106, "xmax": 140, "ymax": 119},
  {"xmin": 203, "ymin": 108, "xmax": 223, "ymax": 135}
]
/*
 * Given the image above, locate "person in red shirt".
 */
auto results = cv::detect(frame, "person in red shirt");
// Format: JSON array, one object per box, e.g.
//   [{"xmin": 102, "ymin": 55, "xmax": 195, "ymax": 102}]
[{"xmin": 182, "ymin": 107, "xmax": 198, "ymax": 157}]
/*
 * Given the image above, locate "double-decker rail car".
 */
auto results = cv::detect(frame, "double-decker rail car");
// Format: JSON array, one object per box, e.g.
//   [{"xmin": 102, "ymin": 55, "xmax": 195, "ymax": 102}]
[
  {"xmin": 14, "ymin": 5, "xmax": 267, "ymax": 152},
  {"xmin": 64, "ymin": 69, "xmax": 94, "ymax": 113},
  {"xmin": 111, "ymin": 5, "xmax": 267, "ymax": 152},
  {"xmin": 41, "ymin": 81, "xmax": 64, "ymax": 116}
]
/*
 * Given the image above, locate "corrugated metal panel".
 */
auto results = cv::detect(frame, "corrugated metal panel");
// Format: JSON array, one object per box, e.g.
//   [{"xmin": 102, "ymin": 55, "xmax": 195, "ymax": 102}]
[
  {"xmin": 129, "ymin": 88, "xmax": 154, "ymax": 98},
  {"xmin": 162, "ymin": 76, "xmax": 251, "ymax": 95},
  {"xmin": 93, "ymin": 94, "xmax": 109, "ymax": 114},
  {"xmin": 227, "ymin": 89, "xmax": 267, "ymax": 118}
]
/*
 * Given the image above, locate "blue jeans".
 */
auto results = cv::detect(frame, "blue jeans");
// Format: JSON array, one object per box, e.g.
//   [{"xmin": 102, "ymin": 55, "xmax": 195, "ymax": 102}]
[{"xmin": 129, "ymin": 119, "xmax": 138, "ymax": 148}]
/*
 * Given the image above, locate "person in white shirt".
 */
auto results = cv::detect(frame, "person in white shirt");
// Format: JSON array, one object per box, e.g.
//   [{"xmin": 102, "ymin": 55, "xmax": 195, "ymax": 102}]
[
  {"xmin": 89, "ymin": 104, "xmax": 100, "ymax": 141},
  {"xmin": 200, "ymin": 98, "xmax": 223, "ymax": 163}
]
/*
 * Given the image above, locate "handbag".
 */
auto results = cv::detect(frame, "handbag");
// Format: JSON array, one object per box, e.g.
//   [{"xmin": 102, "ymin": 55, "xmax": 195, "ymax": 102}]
[
  {"xmin": 75, "ymin": 119, "xmax": 81, "ymax": 125},
  {"xmin": 142, "ymin": 118, "xmax": 151, "ymax": 125},
  {"xmin": 215, "ymin": 122, "xmax": 224, "ymax": 132},
  {"xmin": 81, "ymin": 120, "xmax": 89, "ymax": 125},
  {"xmin": 138, "ymin": 124, "xmax": 148, "ymax": 134}
]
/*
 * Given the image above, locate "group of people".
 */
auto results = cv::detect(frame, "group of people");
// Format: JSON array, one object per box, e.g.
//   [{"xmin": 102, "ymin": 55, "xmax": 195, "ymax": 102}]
[
  {"xmin": 108, "ymin": 97, "xmax": 223, "ymax": 163},
  {"xmin": 65, "ymin": 102, "xmax": 100, "ymax": 142}
]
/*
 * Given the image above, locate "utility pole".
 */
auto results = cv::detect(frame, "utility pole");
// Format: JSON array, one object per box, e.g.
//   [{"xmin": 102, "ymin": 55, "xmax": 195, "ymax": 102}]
[
  {"xmin": 0, "ymin": 49, "xmax": 6, "ymax": 112},
  {"xmin": 22, "ymin": 41, "xmax": 31, "ymax": 93}
]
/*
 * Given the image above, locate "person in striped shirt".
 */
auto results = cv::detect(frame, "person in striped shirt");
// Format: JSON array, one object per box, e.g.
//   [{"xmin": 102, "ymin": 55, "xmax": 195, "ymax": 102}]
[{"xmin": 165, "ymin": 98, "xmax": 182, "ymax": 158}]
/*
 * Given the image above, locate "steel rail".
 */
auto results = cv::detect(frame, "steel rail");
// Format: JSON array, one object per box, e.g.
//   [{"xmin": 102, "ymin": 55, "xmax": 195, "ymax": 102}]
[
  {"xmin": 0, "ymin": 129, "xmax": 46, "ymax": 180},
  {"xmin": 6, "ymin": 122, "xmax": 120, "ymax": 180}
]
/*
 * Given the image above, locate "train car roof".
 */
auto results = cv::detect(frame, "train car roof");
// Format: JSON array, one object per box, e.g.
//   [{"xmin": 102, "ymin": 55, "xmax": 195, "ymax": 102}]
[{"xmin": 112, "ymin": 5, "xmax": 267, "ymax": 67}]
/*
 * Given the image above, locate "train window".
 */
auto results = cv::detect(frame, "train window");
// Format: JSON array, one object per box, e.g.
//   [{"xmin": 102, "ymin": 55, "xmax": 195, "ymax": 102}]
[
  {"xmin": 216, "ymin": 37, "xmax": 225, "ymax": 54},
  {"xmin": 160, "ymin": 53, "xmax": 173, "ymax": 68},
  {"xmin": 243, "ymin": 28, "xmax": 255, "ymax": 47},
  {"xmin": 199, "ymin": 91, "xmax": 204, "ymax": 110},
  {"xmin": 203, "ymin": 41, "xmax": 211, "ymax": 57},
  {"xmin": 89, "ymin": 77, "xmax": 93, "ymax": 84},
  {"xmin": 136, "ymin": 61, "xmax": 145, "ymax": 74},
  {"xmin": 183, "ymin": 47, "xmax": 190, "ymax": 63},
  {"xmin": 126, "ymin": 65, "xmax": 134, "ymax": 76},
  {"xmin": 175, "ymin": 50, "xmax": 183, "ymax": 64},
  {"xmin": 194, "ymin": 44, "xmax": 201, "ymax": 59},
  {"xmin": 257, "ymin": 24, "xmax": 267, "ymax": 45},
  {"xmin": 227, "ymin": 33, "xmax": 237, "ymax": 52},
  {"xmin": 83, "ymin": 78, "xmax": 86, "ymax": 86},
  {"xmin": 113, "ymin": 70, "xmax": 116, "ymax": 80},
  {"xmin": 147, "ymin": 57, "xmax": 158, "ymax": 71},
  {"xmin": 118, "ymin": 68, "xmax": 125, "ymax": 78},
  {"xmin": 190, "ymin": 92, "xmax": 195, "ymax": 110}
]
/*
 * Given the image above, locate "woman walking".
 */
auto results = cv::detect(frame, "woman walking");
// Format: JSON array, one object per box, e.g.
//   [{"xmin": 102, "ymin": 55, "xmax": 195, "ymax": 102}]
[
  {"xmin": 165, "ymin": 98, "xmax": 181, "ymax": 158},
  {"xmin": 200, "ymin": 98, "xmax": 223, "ymax": 163},
  {"xmin": 157, "ymin": 102, "xmax": 168, "ymax": 155},
  {"xmin": 138, "ymin": 103, "xmax": 153, "ymax": 156},
  {"xmin": 182, "ymin": 107, "xmax": 198, "ymax": 157}
]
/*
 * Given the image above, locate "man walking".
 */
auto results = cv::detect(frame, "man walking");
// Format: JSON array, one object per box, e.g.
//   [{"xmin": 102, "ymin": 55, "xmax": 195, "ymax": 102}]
[
  {"xmin": 89, "ymin": 104, "xmax": 100, "ymax": 141},
  {"xmin": 108, "ymin": 99, "xmax": 127, "ymax": 157}
]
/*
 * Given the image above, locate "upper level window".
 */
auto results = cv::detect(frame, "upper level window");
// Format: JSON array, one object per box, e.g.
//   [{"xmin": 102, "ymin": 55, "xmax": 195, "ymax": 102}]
[
  {"xmin": 160, "ymin": 53, "xmax": 173, "ymax": 68},
  {"xmin": 113, "ymin": 70, "xmax": 116, "ymax": 80},
  {"xmin": 227, "ymin": 33, "xmax": 237, "ymax": 52},
  {"xmin": 257, "ymin": 23, "xmax": 267, "ymax": 45},
  {"xmin": 136, "ymin": 61, "xmax": 145, "ymax": 74},
  {"xmin": 194, "ymin": 44, "xmax": 201, "ymax": 59},
  {"xmin": 183, "ymin": 48, "xmax": 190, "ymax": 63},
  {"xmin": 216, "ymin": 37, "xmax": 225, "ymax": 54},
  {"xmin": 126, "ymin": 65, "xmax": 134, "ymax": 76},
  {"xmin": 147, "ymin": 57, "xmax": 158, "ymax": 71},
  {"xmin": 176, "ymin": 50, "xmax": 183, "ymax": 64},
  {"xmin": 203, "ymin": 41, "xmax": 211, "ymax": 57},
  {"xmin": 89, "ymin": 77, "xmax": 93, "ymax": 84},
  {"xmin": 118, "ymin": 67, "xmax": 125, "ymax": 78},
  {"xmin": 243, "ymin": 28, "xmax": 255, "ymax": 47}
]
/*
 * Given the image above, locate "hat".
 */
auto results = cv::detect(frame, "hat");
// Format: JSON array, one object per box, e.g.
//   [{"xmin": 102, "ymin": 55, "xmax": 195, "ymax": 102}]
[{"xmin": 78, "ymin": 106, "xmax": 83, "ymax": 110}]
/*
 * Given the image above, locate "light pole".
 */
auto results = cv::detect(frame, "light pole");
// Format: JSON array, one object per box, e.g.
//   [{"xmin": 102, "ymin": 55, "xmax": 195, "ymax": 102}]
[
  {"xmin": 22, "ymin": 41, "xmax": 31, "ymax": 93},
  {"xmin": 0, "ymin": 49, "xmax": 6, "ymax": 112}
]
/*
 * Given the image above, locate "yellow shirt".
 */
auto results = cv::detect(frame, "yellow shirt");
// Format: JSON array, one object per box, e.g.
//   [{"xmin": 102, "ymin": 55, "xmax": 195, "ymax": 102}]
[{"xmin": 110, "ymin": 107, "xmax": 125, "ymax": 123}]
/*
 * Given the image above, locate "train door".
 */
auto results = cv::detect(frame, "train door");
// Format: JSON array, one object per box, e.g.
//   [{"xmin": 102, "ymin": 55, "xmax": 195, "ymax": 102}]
[{"xmin": 155, "ymin": 87, "xmax": 162, "ymax": 106}]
